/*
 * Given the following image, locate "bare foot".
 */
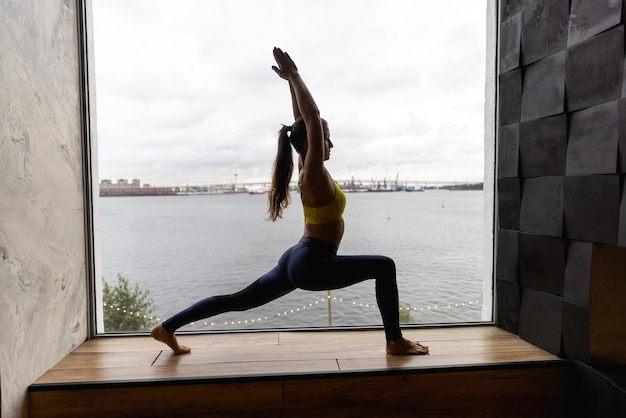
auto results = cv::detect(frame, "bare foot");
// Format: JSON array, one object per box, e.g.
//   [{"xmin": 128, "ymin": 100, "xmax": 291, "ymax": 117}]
[
  {"xmin": 386, "ymin": 337, "xmax": 429, "ymax": 355},
  {"xmin": 151, "ymin": 324, "xmax": 191, "ymax": 355}
]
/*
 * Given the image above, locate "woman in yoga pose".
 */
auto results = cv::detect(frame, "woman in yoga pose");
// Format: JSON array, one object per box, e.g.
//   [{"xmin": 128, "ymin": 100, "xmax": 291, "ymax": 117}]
[{"xmin": 151, "ymin": 48, "xmax": 429, "ymax": 356}]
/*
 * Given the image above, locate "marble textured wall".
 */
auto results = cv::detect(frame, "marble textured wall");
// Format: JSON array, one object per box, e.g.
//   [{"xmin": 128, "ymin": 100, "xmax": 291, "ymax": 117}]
[
  {"xmin": 496, "ymin": 0, "xmax": 626, "ymax": 415},
  {"xmin": 0, "ymin": 1, "xmax": 89, "ymax": 417}
]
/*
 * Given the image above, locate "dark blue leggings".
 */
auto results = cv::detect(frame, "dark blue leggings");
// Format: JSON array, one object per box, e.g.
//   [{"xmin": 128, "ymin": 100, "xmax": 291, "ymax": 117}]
[{"xmin": 162, "ymin": 236, "xmax": 403, "ymax": 341}]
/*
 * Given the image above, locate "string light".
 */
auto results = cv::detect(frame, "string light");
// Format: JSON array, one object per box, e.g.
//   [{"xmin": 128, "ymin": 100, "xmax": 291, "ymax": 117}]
[
  {"xmin": 103, "ymin": 297, "xmax": 482, "ymax": 329},
  {"xmin": 103, "ymin": 302, "xmax": 161, "ymax": 322}
]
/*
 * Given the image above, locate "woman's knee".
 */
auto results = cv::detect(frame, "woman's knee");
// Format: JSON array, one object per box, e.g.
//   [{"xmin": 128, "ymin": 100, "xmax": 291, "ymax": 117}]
[{"xmin": 378, "ymin": 255, "xmax": 396, "ymax": 271}]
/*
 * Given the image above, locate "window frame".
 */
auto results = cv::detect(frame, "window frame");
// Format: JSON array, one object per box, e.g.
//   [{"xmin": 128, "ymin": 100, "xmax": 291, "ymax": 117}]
[{"xmin": 79, "ymin": 0, "xmax": 498, "ymax": 338}]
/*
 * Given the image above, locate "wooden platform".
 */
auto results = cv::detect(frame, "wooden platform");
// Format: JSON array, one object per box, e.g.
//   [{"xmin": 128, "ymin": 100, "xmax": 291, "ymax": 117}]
[{"xmin": 29, "ymin": 326, "xmax": 570, "ymax": 417}]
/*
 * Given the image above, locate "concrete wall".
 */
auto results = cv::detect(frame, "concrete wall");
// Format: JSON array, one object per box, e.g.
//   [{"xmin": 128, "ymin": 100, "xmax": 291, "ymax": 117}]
[{"xmin": 0, "ymin": 1, "xmax": 90, "ymax": 417}]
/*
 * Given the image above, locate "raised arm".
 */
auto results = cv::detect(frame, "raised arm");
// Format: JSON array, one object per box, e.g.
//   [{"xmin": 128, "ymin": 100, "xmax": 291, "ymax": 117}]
[
  {"xmin": 289, "ymin": 82, "xmax": 302, "ymax": 121},
  {"xmin": 272, "ymin": 48, "xmax": 325, "ymax": 179},
  {"xmin": 271, "ymin": 49, "xmax": 302, "ymax": 121}
]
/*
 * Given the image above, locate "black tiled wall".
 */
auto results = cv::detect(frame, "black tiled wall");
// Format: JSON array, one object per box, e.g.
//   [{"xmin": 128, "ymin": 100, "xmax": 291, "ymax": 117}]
[{"xmin": 496, "ymin": 0, "xmax": 626, "ymax": 414}]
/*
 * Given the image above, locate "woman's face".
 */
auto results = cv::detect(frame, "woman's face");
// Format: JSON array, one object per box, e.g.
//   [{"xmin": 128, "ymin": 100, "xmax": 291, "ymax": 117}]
[
  {"xmin": 297, "ymin": 120, "xmax": 332, "ymax": 160},
  {"xmin": 323, "ymin": 122, "xmax": 333, "ymax": 161}
]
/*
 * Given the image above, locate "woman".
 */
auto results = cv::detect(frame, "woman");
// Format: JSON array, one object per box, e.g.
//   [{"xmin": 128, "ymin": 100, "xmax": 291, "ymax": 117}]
[{"xmin": 151, "ymin": 48, "xmax": 429, "ymax": 356}]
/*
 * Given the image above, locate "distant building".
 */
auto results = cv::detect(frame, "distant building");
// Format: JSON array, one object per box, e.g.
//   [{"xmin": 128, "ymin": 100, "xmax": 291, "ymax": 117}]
[{"xmin": 99, "ymin": 179, "xmax": 175, "ymax": 197}]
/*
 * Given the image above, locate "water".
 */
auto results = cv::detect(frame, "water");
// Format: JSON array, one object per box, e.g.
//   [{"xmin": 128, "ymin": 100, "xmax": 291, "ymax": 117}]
[{"xmin": 98, "ymin": 190, "xmax": 487, "ymax": 332}]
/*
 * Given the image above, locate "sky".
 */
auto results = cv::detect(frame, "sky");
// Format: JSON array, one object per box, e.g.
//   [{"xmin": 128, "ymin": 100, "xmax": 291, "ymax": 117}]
[{"xmin": 92, "ymin": 0, "xmax": 487, "ymax": 187}]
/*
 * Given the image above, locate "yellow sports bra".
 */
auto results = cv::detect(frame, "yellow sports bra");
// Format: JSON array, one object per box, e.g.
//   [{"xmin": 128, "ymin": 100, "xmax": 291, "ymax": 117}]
[{"xmin": 302, "ymin": 181, "xmax": 346, "ymax": 225}]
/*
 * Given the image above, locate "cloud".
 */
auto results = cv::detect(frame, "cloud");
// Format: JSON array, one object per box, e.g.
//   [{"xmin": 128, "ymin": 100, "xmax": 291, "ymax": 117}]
[{"xmin": 93, "ymin": 0, "xmax": 487, "ymax": 185}]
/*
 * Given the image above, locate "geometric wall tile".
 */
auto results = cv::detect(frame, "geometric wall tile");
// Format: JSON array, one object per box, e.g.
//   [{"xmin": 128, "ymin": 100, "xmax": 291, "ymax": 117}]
[
  {"xmin": 518, "ymin": 233, "xmax": 565, "ymax": 296},
  {"xmin": 496, "ymin": 279, "xmax": 520, "ymax": 334},
  {"xmin": 498, "ymin": 123, "xmax": 519, "ymax": 178},
  {"xmin": 568, "ymin": 0, "xmax": 623, "ymax": 47},
  {"xmin": 521, "ymin": 0, "xmax": 569, "ymax": 65},
  {"xmin": 562, "ymin": 300, "xmax": 590, "ymax": 363},
  {"xmin": 496, "ymin": 228, "xmax": 518, "ymax": 284},
  {"xmin": 520, "ymin": 176, "xmax": 563, "ymax": 237},
  {"xmin": 519, "ymin": 114, "xmax": 567, "ymax": 177},
  {"xmin": 618, "ymin": 99, "xmax": 626, "ymax": 172},
  {"xmin": 500, "ymin": 13, "xmax": 521, "ymax": 73},
  {"xmin": 498, "ymin": 178, "xmax": 521, "ymax": 230},
  {"xmin": 622, "ymin": 53, "xmax": 626, "ymax": 99},
  {"xmin": 566, "ymin": 25, "xmax": 624, "ymax": 112},
  {"xmin": 519, "ymin": 287, "xmax": 562, "ymax": 355},
  {"xmin": 566, "ymin": 101, "xmax": 619, "ymax": 176},
  {"xmin": 563, "ymin": 240, "xmax": 593, "ymax": 307},
  {"xmin": 501, "ymin": 0, "xmax": 523, "ymax": 21},
  {"xmin": 563, "ymin": 175, "xmax": 620, "ymax": 244},
  {"xmin": 521, "ymin": 51, "xmax": 565, "ymax": 121},
  {"xmin": 620, "ymin": 181, "xmax": 626, "ymax": 247},
  {"xmin": 499, "ymin": 69, "xmax": 522, "ymax": 126}
]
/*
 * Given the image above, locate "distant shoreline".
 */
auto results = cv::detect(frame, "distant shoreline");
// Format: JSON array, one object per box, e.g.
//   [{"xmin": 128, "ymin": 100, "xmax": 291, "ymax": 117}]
[{"xmin": 99, "ymin": 182, "xmax": 484, "ymax": 197}]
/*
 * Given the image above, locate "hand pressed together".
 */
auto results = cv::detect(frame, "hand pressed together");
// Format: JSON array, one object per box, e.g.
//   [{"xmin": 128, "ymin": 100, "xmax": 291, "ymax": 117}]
[{"xmin": 272, "ymin": 47, "xmax": 299, "ymax": 80}]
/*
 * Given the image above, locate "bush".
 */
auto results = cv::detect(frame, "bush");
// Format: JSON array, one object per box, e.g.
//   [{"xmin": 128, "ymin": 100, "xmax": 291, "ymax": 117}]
[
  {"xmin": 103, "ymin": 273, "xmax": 157, "ymax": 332},
  {"xmin": 399, "ymin": 304, "xmax": 413, "ymax": 324}
]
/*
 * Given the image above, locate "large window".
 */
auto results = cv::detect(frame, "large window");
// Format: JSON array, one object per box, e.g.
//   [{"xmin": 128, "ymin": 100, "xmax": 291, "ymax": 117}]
[{"xmin": 90, "ymin": 0, "xmax": 491, "ymax": 334}]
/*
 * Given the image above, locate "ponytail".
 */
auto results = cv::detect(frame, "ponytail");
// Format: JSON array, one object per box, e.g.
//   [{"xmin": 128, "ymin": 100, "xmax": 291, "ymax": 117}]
[{"xmin": 267, "ymin": 125, "xmax": 294, "ymax": 221}]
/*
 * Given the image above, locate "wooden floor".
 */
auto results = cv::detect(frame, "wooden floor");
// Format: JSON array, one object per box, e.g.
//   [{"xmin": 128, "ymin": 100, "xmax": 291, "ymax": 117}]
[{"xmin": 29, "ymin": 325, "xmax": 570, "ymax": 417}]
